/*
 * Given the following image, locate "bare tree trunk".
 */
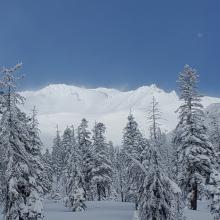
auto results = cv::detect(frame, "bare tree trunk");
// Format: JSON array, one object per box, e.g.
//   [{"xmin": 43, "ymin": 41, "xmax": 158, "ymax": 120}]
[
  {"xmin": 135, "ymin": 201, "xmax": 138, "ymax": 210},
  {"xmin": 121, "ymin": 191, "xmax": 124, "ymax": 202},
  {"xmin": 97, "ymin": 184, "xmax": 101, "ymax": 201},
  {"xmin": 190, "ymin": 181, "xmax": 197, "ymax": 210}
]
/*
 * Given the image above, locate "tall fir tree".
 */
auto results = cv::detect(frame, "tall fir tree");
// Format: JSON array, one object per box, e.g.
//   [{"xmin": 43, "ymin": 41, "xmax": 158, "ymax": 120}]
[
  {"xmin": 26, "ymin": 106, "xmax": 45, "ymax": 217},
  {"xmin": 208, "ymin": 114, "xmax": 220, "ymax": 168},
  {"xmin": 77, "ymin": 118, "xmax": 93, "ymax": 200},
  {"xmin": 28, "ymin": 106, "xmax": 45, "ymax": 192},
  {"xmin": 51, "ymin": 125, "xmax": 63, "ymax": 199},
  {"xmin": 59, "ymin": 126, "xmax": 74, "ymax": 196},
  {"xmin": 61, "ymin": 127, "xmax": 73, "ymax": 171},
  {"xmin": 65, "ymin": 126, "xmax": 86, "ymax": 211},
  {"xmin": 147, "ymin": 97, "xmax": 172, "ymax": 175},
  {"xmin": 122, "ymin": 113, "xmax": 148, "ymax": 206},
  {"xmin": 107, "ymin": 141, "xmax": 119, "ymax": 200},
  {"xmin": 169, "ymin": 131, "xmax": 180, "ymax": 182},
  {"xmin": 122, "ymin": 113, "xmax": 146, "ymax": 162},
  {"xmin": 138, "ymin": 97, "xmax": 182, "ymax": 220},
  {"xmin": 91, "ymin": 122, "xmax": 113, "ymax": 201},
  {"xmin": 42, "ymin": 149, "xmax": 53, "ymax": 194},
  {"xmin": 51, "ymin": 126, "xmax": 62, "ymax": 178},
  {"xmin": 174, "ymin": 65, "xmax": 216, "ymax": 210},
  {"xmin": 0, "ymin": 64, "xmax": 43, "ymax": 220},
  {"xmin": 208, "ymin": 170, "xmax": 220, "ymax": 220},
  {"xmin": 0, "ymin": 89, "xmax": 6, "ymax": 202},
  {"xmin": 63, "ymin": 126, "xmax": 77, "ymax": 192},
  {"xmin": 114, "ymin": 148, "xmax": 127, "ymax": 202}
]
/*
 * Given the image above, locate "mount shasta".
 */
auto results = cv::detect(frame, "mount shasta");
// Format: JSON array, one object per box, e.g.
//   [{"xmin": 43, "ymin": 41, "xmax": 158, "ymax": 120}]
[{"xmin": 20, "ymin": 84, "xmax": 220, "ymax": 148}]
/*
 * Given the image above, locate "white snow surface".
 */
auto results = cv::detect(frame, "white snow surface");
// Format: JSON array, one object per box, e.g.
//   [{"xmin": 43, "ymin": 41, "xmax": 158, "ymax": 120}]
[
  {"xmin": 19, "ymin": 84, "xmax": 220, "ymax": 149},
  {"xmin": 0, "ymin": 200, "xmax": 212, "ymax": 220},
  {"xmin": 132, "ymin": 206, "xmax": 213, "ymax": 220},
  {"xmin": 184, "ymin": 200, "xmax": 212, "ymax": 220},
  {"xmin": 44, "ymin": 200, "xmax": 135, "ymax": 220}
]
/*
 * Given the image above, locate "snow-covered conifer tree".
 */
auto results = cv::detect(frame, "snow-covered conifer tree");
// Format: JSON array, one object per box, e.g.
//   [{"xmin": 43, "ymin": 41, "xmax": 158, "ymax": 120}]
[
  {"xmin": 91, "ymin": 122, "xmax": 113, "ymax": 201},
  {"xmin": 26, "ymin": 106, "xmax": 45, "ymax": 217},
  {"xmin": 122, "ymin": 113, "xmax": 145, "ymax": 162},
  {"xmin": 174, "ymin": 65, "xmax": 216, "ymax": 210},
  {"xmin": 0, "ymin": 85, "xmax": 7, "ymax": 202},
  {"xmin": 77, "ymin": 118, "xmax": 93, "ymax": 200},
  {"xmin": 60, "ymin": 126, "xmax": 74, "ymax": 196},
  {"xmin": 147, "ymin": 98, "xmax": 172, "ymax": 177},
  {"xmin": 114, "ymin": 148, "xmax": 127, "ymax": 202},
  {"xmin": 65, "ymin": 126, "xmax": 86, "ymax": 211},
  {"xmin": 107, "ymin": 141, "xmax": 119, "ymax": 201},
  {"xmin": 209, "ymin": 170, "xmax": 220, "ymax": 220},
  {"xmin": 65, "ymin": 173, "xmax": 86, "ymax": 212},
  {"xmin": 29, "ymin": 106, "xmax": 42, "ymax": 154},
  {"xmin": 52, "ymin": 126, "xmax": 74, "ymax": 198},
  {"xmin": 0, "ymin": 64, "xmax": 43, "ymax": 220},
  {"xmin": 138, "ymin": 97, "xmax": 182, "ymax": 220},
  {"xmin": 51, "ymin": 126, "xmax": 62, "ymax": 179},
  {"xmin": 42, "ymin": 149, "xmax": 53, "ymax": 193},
  {"xmin": 28, "ymin": 106, "xmax": 44, "ymax": 185},
  {"xmin": 208, "ymin": 114, "xmax": 220, "ymax": 167},
  {"xmin": 61, "ymin": 127, "xmax": 73, "ymax": 171},
  {"xmin": 169, "ymin": 131, "xmax": 180, "ymax": 182},
  {"xmin": 122, "ymin": 113, "xmax": 149, "ymax": 206},
  {"xmin": 51, "ymin": 125, "xmax": 63, "ymax": 199}
]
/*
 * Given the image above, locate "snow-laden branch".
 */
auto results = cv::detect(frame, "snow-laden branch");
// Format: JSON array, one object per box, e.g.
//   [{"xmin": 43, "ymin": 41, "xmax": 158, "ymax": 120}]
[{"xmin": 124, "ymin": 151, "xmax": 148, "ymax": 176}]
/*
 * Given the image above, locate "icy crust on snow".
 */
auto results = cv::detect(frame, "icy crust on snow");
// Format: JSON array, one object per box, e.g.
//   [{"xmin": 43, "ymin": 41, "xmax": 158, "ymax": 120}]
[{"xmin": 19, "ymin": 84, "xmax": 220, "ymax": 148}]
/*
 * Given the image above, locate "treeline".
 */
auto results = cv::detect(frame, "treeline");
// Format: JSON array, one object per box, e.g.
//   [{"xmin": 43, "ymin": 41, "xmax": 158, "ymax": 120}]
[{"xmin": 0, "ymin": 64, "xmax": 220, "ymax": 220}]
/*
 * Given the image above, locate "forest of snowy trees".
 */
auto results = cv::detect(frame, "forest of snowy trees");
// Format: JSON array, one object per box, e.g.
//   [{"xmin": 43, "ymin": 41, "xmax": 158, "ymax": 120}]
[{"xmin": 0, "ymin": 63, "xmax": 220, "ymax": 220}]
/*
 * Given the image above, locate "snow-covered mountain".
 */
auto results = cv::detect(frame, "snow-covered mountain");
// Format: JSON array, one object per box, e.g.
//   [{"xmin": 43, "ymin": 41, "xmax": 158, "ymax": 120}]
[
  {"xmin": 19, "ymin": 84, "xmax": 220, "ymax": 149},
  {"xmin": 205, "ymin": 103, "xmax": 220, "ymax": 117}
]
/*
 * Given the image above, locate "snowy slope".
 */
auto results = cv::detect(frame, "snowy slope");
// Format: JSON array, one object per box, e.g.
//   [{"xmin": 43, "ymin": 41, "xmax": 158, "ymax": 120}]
[
  {"xmin": 205, "ymin": 103, "xmax": 220, "ymax": 118},
  {"xmin": 19, "ymin": 84, "xmax": 220, "ymax": 148}
]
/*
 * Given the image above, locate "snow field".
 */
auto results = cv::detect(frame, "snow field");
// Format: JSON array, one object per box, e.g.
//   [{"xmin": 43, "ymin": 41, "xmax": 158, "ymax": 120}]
[
  {"xmin": 184, "ymin": 201, "xmax": 212, "ymax": 220},
  {"xmin": 44, "ymin": 200, "xmax": 135, "ymax": 220},
  {"xmin": 42, "ymin": 200, "xmax": 213, "ymax": 220}
]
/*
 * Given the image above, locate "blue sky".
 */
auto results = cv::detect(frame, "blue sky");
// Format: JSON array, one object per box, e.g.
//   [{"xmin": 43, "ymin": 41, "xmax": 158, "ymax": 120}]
[{"xmin": 0, "ymin": 0, "xmax": 219, "ymax": 95}]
